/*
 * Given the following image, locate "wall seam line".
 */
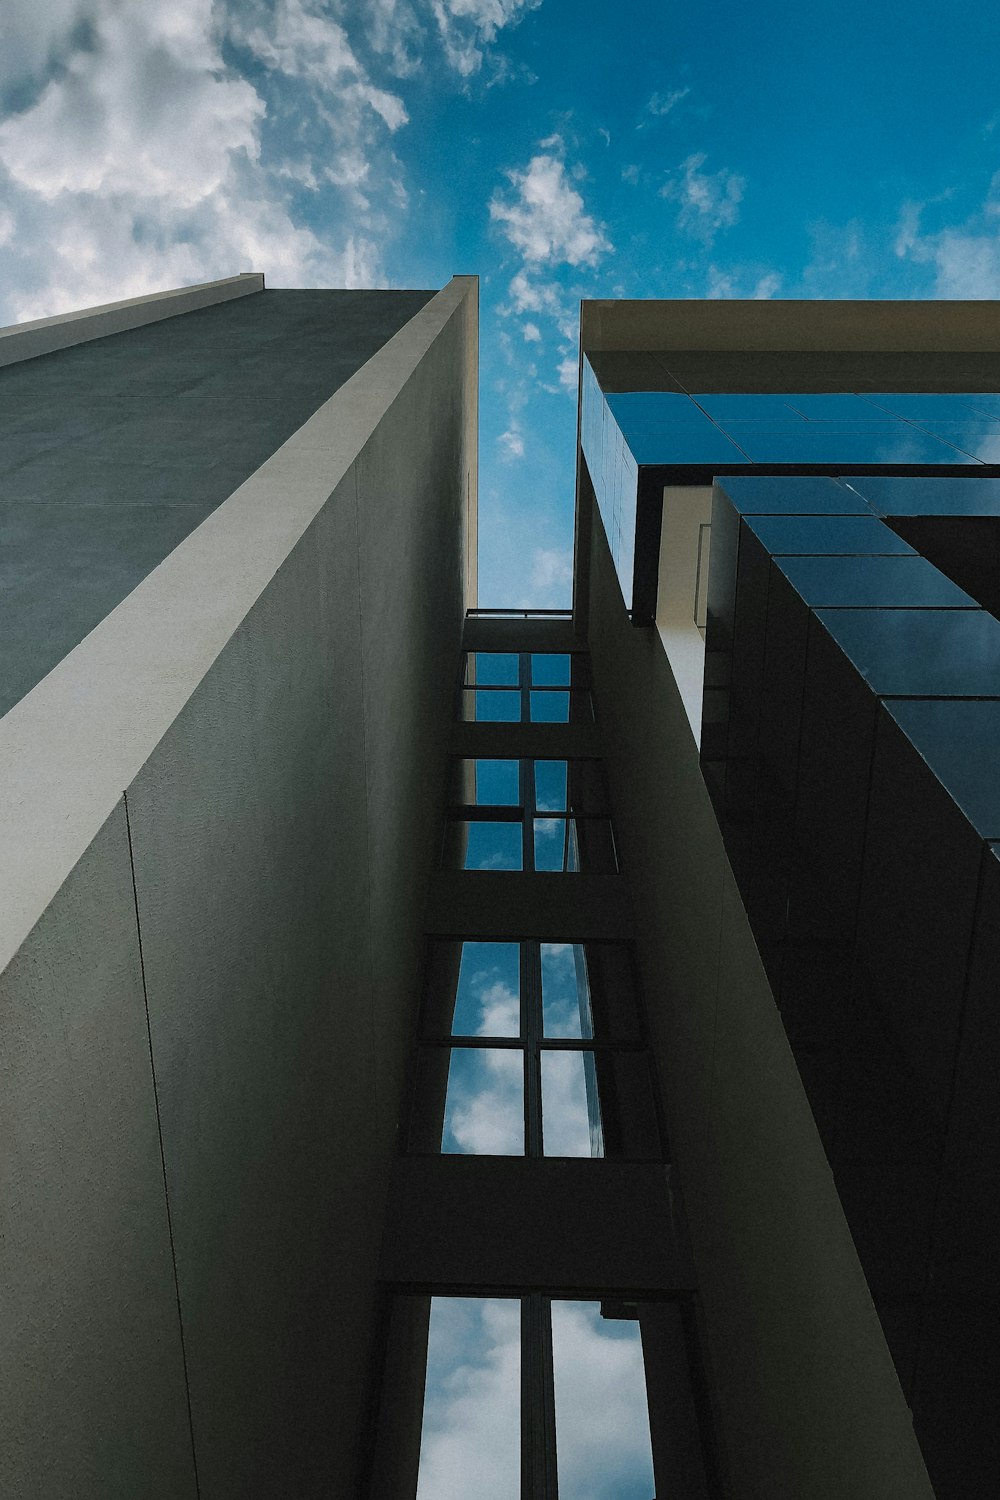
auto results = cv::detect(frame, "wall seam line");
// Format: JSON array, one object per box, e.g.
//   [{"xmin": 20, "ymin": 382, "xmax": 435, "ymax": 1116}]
[{"xmin": 123, "ymin": 787, "xmax": 203, "ymax": 1499}]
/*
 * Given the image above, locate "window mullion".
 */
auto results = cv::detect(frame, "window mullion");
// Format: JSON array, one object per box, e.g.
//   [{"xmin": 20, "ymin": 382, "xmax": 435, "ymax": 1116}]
[{"xmin": 521, "ymin": 1293, "xmax": 560, "ymax": 1500}]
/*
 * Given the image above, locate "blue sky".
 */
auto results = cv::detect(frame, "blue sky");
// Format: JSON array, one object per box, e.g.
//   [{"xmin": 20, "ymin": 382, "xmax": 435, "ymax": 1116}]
[{"xmin": 3, "ymin": 1, "xmax": 1000, "ymax": 603}]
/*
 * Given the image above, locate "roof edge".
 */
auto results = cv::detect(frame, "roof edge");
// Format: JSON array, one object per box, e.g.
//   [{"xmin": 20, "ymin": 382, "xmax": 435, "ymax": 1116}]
[{"xmin": 0, "ymin": 271, "xmax": 265, "ymax": 369}]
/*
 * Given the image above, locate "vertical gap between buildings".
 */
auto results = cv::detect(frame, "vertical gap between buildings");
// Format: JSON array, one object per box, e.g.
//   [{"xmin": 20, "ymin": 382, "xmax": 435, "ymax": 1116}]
[{"xmin": 123, "ymin": 788, "xmax": 202, "ymax": 1499}]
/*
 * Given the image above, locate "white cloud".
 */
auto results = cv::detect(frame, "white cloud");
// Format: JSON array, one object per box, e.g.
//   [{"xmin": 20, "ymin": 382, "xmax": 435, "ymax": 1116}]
[
  {"xmin": 662, "ymin": 151, "xmax": 745, "ymax": 241},
  {"xmin": 417, "ymin": 1299, "xmax": 521, "ymax": 1500},
  {"xmin": 491, "ymin": 151, "xmax": 612, "ymax": 266},
  {"xmin": 895, "ymin": 182, "xmax": 1000, "ymax": 297},
  {"xmin": 706, "ymin": 265, "xmax": 781, "ymax": 300},
  {"xmin": 430, "ymin": 0, "xmax": 541, "ymax": 76},
  {"xmin": 498, "ymin": 424, "xmax": 525, "ymax": 461},
  {"xmin": 646, "ymin": 85, "xmax": 689, "ymax": 117},
  {"xmin": 521, "ymin": 320, "xmax": 541, "ymax": 342},
  {"xmin": 444, "ymin": 1047, "xmax": 523, "ymax": 1153},
  {"xmin": 524, "ymin": 546, "xmax": 573, "ymax": 608},
  {"xmin": 557, "ymin": 354, "xmax": 578, "ymax": 390}
]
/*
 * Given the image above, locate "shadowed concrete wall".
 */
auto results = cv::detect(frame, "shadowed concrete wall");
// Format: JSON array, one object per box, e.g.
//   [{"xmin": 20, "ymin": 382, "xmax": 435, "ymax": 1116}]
[
  {"xmin": 578, "ymin": 483, "xmax": 933, "ymax": 1499},
  {"xmin": 0, "ymin": 277, "xmax": 476, "ymax": 1498},
  {"xmin": 0, "ymin": 286, "xmax": 434, "ymax": 720}
]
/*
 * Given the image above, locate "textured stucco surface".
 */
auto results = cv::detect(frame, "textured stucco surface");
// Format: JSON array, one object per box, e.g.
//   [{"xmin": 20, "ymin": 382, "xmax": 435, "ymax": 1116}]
[
  {"xmin": 0, "ymin": 801, "xmax": 196, "ymax": 1499},
  {"xmin": 0, "ymin": 288, "xmax": 433, "ymax": 720},
  {"xmin": 0, "ymin": 279, "xmax": 476, "ymax": 1496}
]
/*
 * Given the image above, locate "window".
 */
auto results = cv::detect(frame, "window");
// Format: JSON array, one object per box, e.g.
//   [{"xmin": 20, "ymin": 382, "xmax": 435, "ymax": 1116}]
[
  {"xmin": 459, "ymin": 652, "xmax": 594, "ymax": 723},
  {"xmin": 442, "ymin": 760, "xmax": 618, "ymax": 874},
  {"xmin": 370, "ymin": 1293, "xmax": 715, "ymax": 1499},
  {"xmin": 408, "ymin": 940, "xmax": 662, "ymax": 1159}
]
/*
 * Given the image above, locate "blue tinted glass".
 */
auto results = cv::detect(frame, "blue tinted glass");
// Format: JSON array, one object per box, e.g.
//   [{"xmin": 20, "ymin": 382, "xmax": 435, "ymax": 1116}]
[
  {"xmin": 531, "ymin": 690, "xmax": 570, "ymax": 722},
  {"xmin": 624, "ymin": 425, "xmax": 749, "ymax": 465},
  {"xmin": 535, "ymin": 760, "xmax": 568, "ymax": 811},
  {"xmin": 474, "ymin": 759, "xmax": 520, "ymax": 805},
  {"xmin": 692, "ymin": 394, "xmax": 809, "ymax": 420},
  {"xmin": 816, "ymin": 608, "xmax": 1000, "ymax": 697},
  {"xmin": 959, "ymin": 394, "xmax": 1000, "ymax": 419},
  {"xmin": 719, "ymin": 475, "xmax": 870, "ymax": 515},
  {"xmin": 845, "ymin": 475, "xmax": 1000, "ymax": 517},
  {"xmin": 469, "ymin": 652, "xmax": 519, "ymax": 686},
  {"xmin": 531, "ymin": 652, "xmax": 571, "ymax": 686},
  {"xmin": 441, "ymin": 1050, "xmax": 523, "ymax": 1154},
  {"xmin": 473, "ymin": 689, "xmax": 521, "ymax": 722},
  {"xmin": 745, "ymin": 514, "xmax": 914, "ymax": 554},
  {"xmin": 464, "ymin": 821, "xmax": 522, "ymax": 871},
  {"xmin": 541, "ymin": 1051, "xmax": 602, "ymax": 1157},
  {"xmin": 541, "ymin": 943, "xmax": 593, "ymax": 1039},
  {"xmin": 453, "ymin": 942, "xmax": 520, "ymax": 1036},
  {"xmin": 783, "ymin": 393, "xmax": 887, "ymax": 420},
  {"xmin": 774, "ymin": 554, "xmax": 976, "ymax": 609},
  {"xmin": 606, "ymin": 391, "xmax": 703, "ymax": 423},
  {"xmin": 729, "ymin": 423, "xmax": 982, "ymax": 466},
  {"xmin": 863, "ymin": 393, "xmax": 1000, "ymax": 421},
  {"xmin": 901, "ymin": 422, "xmax": 1000, "ymax": 464},
  {"xmin": 535, "ymin": 818, "xmax": 570, "ymax": 871}
]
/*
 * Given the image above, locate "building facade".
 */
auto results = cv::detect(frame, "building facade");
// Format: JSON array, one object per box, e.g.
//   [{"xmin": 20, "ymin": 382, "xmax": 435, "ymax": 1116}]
[{"xmin": 1, "ymin": 278, "xmax": 997, "ymax": 1498}]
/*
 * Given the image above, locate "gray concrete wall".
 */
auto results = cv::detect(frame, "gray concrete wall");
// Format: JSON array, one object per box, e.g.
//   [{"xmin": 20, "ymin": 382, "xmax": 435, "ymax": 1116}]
[
  {"xmin": 0, "ymin": 286, "xmax": 434, "ymax": 720},
  {"xmin": 580, "ymin": 489, "xmax": 933, "ymax": 1499},
  {"xmin": 0, "ymin": 276, "xmax": 477, "ymax": 1498}
]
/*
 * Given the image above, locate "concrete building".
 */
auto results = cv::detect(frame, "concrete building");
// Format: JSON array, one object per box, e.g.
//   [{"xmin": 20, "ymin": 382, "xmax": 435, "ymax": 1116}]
[{"xmin": 1, "ymin": 276, "xmax": 997, "ymax": 1498}]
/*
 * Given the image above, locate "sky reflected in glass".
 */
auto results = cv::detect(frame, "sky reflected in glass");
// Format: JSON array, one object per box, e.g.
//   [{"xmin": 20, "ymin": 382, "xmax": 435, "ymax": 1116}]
[
  {"xmin": 531, "ymin": 652, "xmax": 571, "ymax": 686},
  {"xmin": 541, "ymin": 1050, "xmax": 602, "ymax": 1156},
  {"xmin": 468, "ymin": 652, "xmax": 519, "ymax": 686},
  {"xmin": 535, "ymin": 759, "xmax": 568, "ymax": 811},
  {"xmin": 551, "ymin": 1302, "xmax": 655, "ymax": 1500},
  {"xmin": 416, "ymin": 1297, "xmax": 520, "ymax": 1500},
  {"xmin": 452, "ymin": 941, "xmax": 520, "ymax": 1037},
  {"xmin": 541, "ymin": 942, "xmax": 594, "ymax": 1038},
  {"xmin": 442, "ymin": 1048, "xmax": 523, "ymax": 1154},
  {"xmin": 464, "ymin": 820, "xmax": 522, "ymax": 870},
  {"xmin": 473, "ymin": 758, "xmax": 520, "ymax": 805}
]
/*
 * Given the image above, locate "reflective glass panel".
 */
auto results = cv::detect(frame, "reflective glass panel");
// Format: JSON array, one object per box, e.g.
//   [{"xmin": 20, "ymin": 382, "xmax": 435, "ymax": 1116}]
[
  {"xmin": 442, "ymin": 1048, "xmax": 524, "ymax": 1154},
  {"xmin": 534, "ymin": 817, "xmax": 573, "ymax": 871},
  {"xmin": 416, "ymin": 1298, "xmax": 520, "ymax": 1500},
  {"xmin": 472, "ymin": 759, "xmax": 520, "ymax": 806},
  {"xmin": 452, "ymin": 941, "xmax": 520, "ymax": 1037},
  {"xmin": 462, "ymin": 688, "xmax": 522, "ymax": 722},
  {"xmin": 461, "ymin": 821, "xmax": 522, "ymax": 871},
  {"xmin": 465, "ymin": 652, "xmax": 519, "ymax": 686},
  {"xmin": 541, "ymin": 1050, "xmax": 603, "ymax": 1157},
  {"xmin": 541, "ymin": 943, "xmax": 594, "ymax": 1039},
  {"xmin": 531, "ymin": 652, "xmax": 572, "ymax": 686},
  {"xmin": 550, "ymin": 1302, "xmax": 655, "ymax": 1499},
  {"xmin": 531, "ymin": 689, "xmax": 570, "ymax": 722},
  {"xmin": 534, "ymin": 759, "xmax": 568, "ymax": 812}
]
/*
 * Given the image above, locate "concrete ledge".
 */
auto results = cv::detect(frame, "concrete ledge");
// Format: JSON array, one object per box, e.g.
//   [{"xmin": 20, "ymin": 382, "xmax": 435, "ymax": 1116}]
[
  {"xmin": 449, "ymin": 721, "xmax": 603, "ymax": 759},
  {"xmin": 0, "ymin": 273, "xmax": 264, "ymax": 369},
  {"xmin": 425, "ymin": 871, "xmax": 633, "ymax": 939},
  {"xmin": 381, "ymin": 1157, "xmax": 694, "ymax": 1290},
  {"xmin": 0, "ymin": 274, "xmax": 476, "ymax": 981}
]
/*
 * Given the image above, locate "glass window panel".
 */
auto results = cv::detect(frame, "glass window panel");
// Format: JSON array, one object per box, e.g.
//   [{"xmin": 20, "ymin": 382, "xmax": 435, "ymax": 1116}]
[
  {"xmin": 465, "ymin": 651, "xmax": 519, "ymax": 686},
  {"xmin": 541, "ymin": 943, "xmax": 594, "ymax": 1039},
  {"xmin": 462, "ymin": 820, "xmax": 523, "ymax": 872},
  {"xmin": 534, "ymin": 759, "xmax": 568, "ymax": 812},
  {"xmin": 455, "ymin": 762, "xmax": 515, "ymax": 810},
  {"xmin": 416, "ymin": 1297, "xmax": 520, "ymax": 1500},
  {"xmin": 534, "ymin": 816, "xmax": 572, "ymax": 872},
  {"xmin": 541, "ymin": 1050, "xmax": 603, "ymax": 1157},
  {"xmin": 462, "ymin": 687, "xmax": 522, "ymax": 722},
  {"xmin": 531, "ymin": 652, "xmax": 571, "ymax": 686},
  {"xmin": 531, "ymin": 688, "xmax": 570, "ymax": 722},
  {"xmin": 550, "ymin": 1301, "xmax": 655, "ymax": 1500},
  {"xmin": 442, "ymin": 1048, "xmax": 524, "ymax": 1155},
  {"xmin": 572, "ymin": 818, "xmax": 619, "ymax": 873},
  {"xmin": 452, "ymin": 941, "xmax": 520, "ymax": 1037}
]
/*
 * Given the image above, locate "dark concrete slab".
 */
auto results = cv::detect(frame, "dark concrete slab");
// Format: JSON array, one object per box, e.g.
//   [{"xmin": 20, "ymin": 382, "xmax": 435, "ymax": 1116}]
[{"xmin": 0, "ymin": 288, "xmax": 434, "ymax": 719}]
